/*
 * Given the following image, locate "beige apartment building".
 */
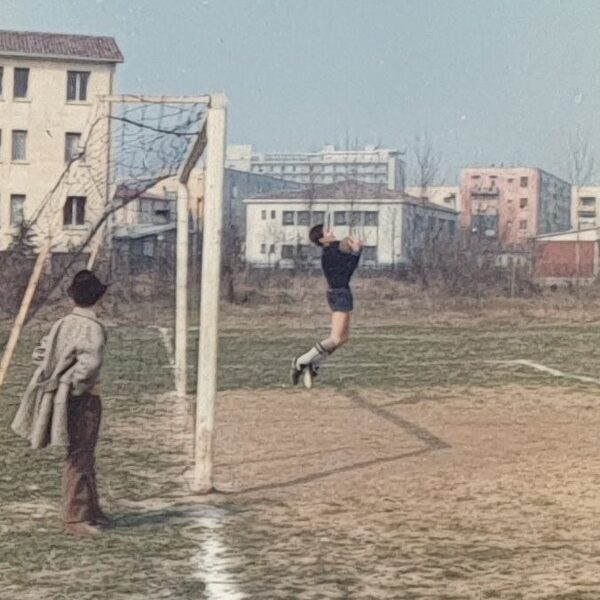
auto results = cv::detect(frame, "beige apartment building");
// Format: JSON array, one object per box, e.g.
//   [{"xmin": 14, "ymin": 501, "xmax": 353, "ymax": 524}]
[
  {"xmin": 0, "ymin": 30, "xmax": 123, "ymax": 251},
  {"xmin": 571, "ymin": 186, "xmax": 600, "ymax": 229}
]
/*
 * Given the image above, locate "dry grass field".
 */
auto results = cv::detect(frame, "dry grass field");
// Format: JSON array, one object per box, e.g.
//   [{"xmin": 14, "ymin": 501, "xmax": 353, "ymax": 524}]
[{"xmin": 3, "ymin": 280, "xmax": 600, "ymax": 599}]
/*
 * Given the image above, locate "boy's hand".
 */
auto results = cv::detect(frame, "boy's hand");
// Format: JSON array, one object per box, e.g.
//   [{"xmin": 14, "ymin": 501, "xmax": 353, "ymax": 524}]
[{"xmin": 348, "ymin": 237, "xmax": 364, "ymax": 253}]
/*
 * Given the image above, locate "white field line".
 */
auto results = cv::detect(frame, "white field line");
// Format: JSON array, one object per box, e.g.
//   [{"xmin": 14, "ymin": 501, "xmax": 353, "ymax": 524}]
[
  {"xmin": 493, "ymin": 359, "xmax": 600, "ymax": 385},
  {"xmin": 149, "ymin": 326, "xmax": 175, "ymax": 367},
  {"xmin": 221, "ymin": 360, "xmax": 474, "ymax": 369},
  {"xmin": 190, "ymin": 506, "xmax": 246, "ymax": 599}
]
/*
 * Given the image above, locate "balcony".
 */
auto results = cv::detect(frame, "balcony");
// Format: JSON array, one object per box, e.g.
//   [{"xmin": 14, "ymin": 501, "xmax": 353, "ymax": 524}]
[{"xmin": 470, "ymin": 185, "xmax": 500, "ymax": 197}]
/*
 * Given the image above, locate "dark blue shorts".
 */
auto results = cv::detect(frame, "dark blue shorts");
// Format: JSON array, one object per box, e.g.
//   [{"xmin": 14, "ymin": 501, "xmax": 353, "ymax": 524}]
[{"xmin": 327, "ymin": 288, "xmax": 354, "ymax": 312}]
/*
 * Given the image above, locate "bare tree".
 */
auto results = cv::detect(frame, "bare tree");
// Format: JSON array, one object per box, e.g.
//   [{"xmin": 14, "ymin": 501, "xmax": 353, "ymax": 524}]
[
  {"xmin": 410, "ymin": 132, "xmax": 442, "ymax": 200},
  {"xmin": 567, "ymin": 129, "xmax": 595, "ymax": 191},
  {"xmin": 565, "ymin": 129, "xmax": 595, "ymax": 286}
]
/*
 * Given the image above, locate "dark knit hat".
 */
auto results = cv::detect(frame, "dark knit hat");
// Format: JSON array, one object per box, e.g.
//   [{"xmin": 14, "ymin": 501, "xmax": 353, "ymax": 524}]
[{"xmin": 67, "ymin": 270, "xmax": 107, "ymax": 307}]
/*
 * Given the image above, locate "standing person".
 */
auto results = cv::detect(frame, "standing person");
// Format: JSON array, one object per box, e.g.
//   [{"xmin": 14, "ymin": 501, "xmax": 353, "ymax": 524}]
[
  {"xmin": 290, "ymin": 225, "xmax": 363, "ymax": 388},
  {"xmin": 12, "ymin": 270, "xmax": 110, "ymax": 536}
]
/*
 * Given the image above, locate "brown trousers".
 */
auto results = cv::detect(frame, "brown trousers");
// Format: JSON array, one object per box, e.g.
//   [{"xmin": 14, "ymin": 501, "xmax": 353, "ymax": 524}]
[{"xmin": 63, "ymin": 393, "xmax": 103, "ymax": 524}]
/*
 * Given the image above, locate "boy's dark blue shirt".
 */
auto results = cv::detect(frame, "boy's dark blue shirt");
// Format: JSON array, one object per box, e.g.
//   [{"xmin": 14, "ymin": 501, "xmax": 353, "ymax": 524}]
[{"xmin": 321, "ymin": 241, "xmax": 361, "ymax": 289}]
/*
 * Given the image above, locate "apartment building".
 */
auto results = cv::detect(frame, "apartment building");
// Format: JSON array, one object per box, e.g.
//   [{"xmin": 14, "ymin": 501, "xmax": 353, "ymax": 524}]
[
  {"xmin": 571, "ymin": 186, "xmax": 600, "ymax": 229},
  {"xmin": 243, "ymin": 181, "xmax": 458, "ymax": 268},
  {"xmin": 0, "ymin": 30, "xmax": 123, "ymax": 250},
  {"xmin": 227, "ymin": 144, "xmax": 405, "ymax": 191},
  {"xmin": 460, "ymin": 167, "xmax": 571, "ymax": 247}
]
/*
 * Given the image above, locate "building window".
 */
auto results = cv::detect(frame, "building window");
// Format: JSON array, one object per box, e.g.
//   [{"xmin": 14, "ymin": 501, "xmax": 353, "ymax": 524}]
[
  {"xmin": 67, "ymin": 71, "xmax": 90, "ymax": 101},
  {"xmin": 519, "ymin": 198, "xmax": 528, "ymax": 209},
  {"xmin": 350, "ymin": 211, "xmax": 362, "ymax": 226},
  {"xmin": 142, "ymin": 239, "xmax": 155, "ymax": 258},
  {"xmin": 281, "ymin": 245, "xmax": 294, "ymax": 259},
  {"xmin": 580, "ymin": 197, "xmax": 596, "ymax": 207},
  {"xmin": 334, "ymin": 211, "xmax": 347, "ymax": 225},
  {"xmin": 65, "ymin": 132, "xmax": 82, "ymax": 162},
  {"xmin": 13, "ymin": 68, "xmax": 29, "ymax": 98},
  {"xmin": 0, "ymin": 66, "xmax": 3, "ymax": 96},
  {"xmin": 139, "ymin": 199, "xmax": 173, "ymax": 225},
  {"xmin": 282, "ymin": 211, "xmax": 294, "ymax": 225},
  {"xmin": 269, "ymin": 244, "xmax": 275, "ymax": 254},
  {"xmin": 271, "ymin": 210, "xmax": 276, "ymax": 219},
  {"xmin": 520, "ymin": 176, "xmax": 528, "ymax": 188},
  {"xmin": 11, "ymin": 130, "xmax": 27, "ymax": 161},
  {"xmin": 63, "ymin": 196, "xmax": 86, "ymax": 226},
  {"xmin": 362, "ymin": 246, "xmax": 377, "ymax": 262},
  {"xmin": 297, "ymin": 211, "xmax": 310, "ymax": 226},
  {"xmin": 311, "ymin": 211, "xmax": 325, "ymax": 225},
  {"xmin": 260, "ymin": 243, "xmax": 266, "ymax": 254},
  {"xmin": 519, "ymin": 220, "xmax": 527, "ymax": 230},
  {"xmin": 261, "ymin": 210, "xmax": 266, "ymax": 220},
  {"xmin": 364, "ymin": 211, "xmax": 378, "ymax": 226},
  {"xmin": 10, "ymin": 195, "xmax": 25, "ymax": 225}
]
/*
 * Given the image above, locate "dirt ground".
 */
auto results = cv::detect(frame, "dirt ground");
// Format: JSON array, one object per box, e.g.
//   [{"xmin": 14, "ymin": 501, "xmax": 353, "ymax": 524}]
[
  {"xmin": 108, "ymin": 383, "xmax": 600, "ymax": 599},
  {"xmin": 5, "ymin": 311, "xmax": 600, "ymax": 598}
]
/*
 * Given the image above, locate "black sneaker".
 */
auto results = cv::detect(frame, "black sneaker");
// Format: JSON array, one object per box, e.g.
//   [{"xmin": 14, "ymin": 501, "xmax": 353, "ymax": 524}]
[{"xmin": 290, "ymin": 357, "xmax": 304, "ymax": 386}]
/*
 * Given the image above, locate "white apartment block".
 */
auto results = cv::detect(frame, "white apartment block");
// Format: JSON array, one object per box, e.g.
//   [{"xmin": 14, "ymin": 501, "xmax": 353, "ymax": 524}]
[
  {"xmin": 244, "ymin": 182, "xmax": 458, "ymax": 269},
  {"xmin": 0, "ymin": 30, "xmax": 123, "ymax": 251},
  {"xmin": 572, "ymin": 186, "xmax": 600, "ymax": 229},
  {"xmin": 227, "ymin": 144, "xmax": 405, "ymax": 191}
]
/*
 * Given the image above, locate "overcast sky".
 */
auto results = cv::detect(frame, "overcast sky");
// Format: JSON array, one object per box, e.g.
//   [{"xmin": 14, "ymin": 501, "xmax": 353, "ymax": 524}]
[{"xmin": 4, "ymin": 0, "xmax": 600, "ymax": 182}]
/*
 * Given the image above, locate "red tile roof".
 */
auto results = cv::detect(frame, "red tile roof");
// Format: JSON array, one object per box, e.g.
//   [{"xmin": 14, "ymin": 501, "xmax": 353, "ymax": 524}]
[{"xmin": 0, "ymin": 30, "xmax": 123, "ymax": 63}]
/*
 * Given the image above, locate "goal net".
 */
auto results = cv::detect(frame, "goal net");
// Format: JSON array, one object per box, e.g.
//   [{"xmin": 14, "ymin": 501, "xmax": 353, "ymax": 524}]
[{"xmin": 0, "ymin": 93, "xmax": 227, "ymax": 493}]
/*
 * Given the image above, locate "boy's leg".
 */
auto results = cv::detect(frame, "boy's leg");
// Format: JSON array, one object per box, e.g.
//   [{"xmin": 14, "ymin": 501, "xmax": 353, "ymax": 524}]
[
  {"xmin": 63, "ymin": 393, "xmax": 102, "ymax": 531},
  {"xmin": 296, "ymin": 311, "xmax": 350, "ymax": 371}
]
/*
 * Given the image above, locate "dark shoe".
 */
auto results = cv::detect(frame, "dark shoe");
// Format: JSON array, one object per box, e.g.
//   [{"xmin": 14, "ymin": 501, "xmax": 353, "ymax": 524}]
[
  {"xmin": 93, "ymin": 512, "xmax": 114, "ymax": 529},
  {"xmin": 290, "ymin": 356, "xmax": 304, "ymax": 386},
  {"xmin": 64, "ymin": 521, "xmax": 103, "ymax": 536}
]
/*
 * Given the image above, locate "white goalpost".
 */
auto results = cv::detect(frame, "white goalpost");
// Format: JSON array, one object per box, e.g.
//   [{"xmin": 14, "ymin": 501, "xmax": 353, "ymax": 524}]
[
  {"xmin": 192, "ymin": 93, "xmax": 227, "ymax": 493},
  {"xmin": 0, "ymin": 91, "xmax": 228, "ymax": 495}
]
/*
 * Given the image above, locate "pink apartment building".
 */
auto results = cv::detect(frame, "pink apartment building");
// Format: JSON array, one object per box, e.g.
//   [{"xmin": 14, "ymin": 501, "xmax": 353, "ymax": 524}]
[{"xmin": 460, "ymin": 167, "xmax": 571, "ymax": 247}]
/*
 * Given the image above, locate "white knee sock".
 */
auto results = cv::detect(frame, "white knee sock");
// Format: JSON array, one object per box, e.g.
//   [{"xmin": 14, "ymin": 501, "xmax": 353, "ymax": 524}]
[{"xmin": 296, "ymin": 341, "xmax": 335, "ymax": 369}]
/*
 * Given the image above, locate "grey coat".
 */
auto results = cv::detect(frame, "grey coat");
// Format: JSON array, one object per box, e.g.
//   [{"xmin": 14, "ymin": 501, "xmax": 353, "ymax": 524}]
[{"xmin": 11, "ymin": 307, "xmax": 107, "ymax": 449}]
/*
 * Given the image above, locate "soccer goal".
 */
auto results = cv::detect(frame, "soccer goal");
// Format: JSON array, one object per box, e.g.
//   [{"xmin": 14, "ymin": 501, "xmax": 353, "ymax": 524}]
[{"xmin": 0, "ymin": 92, "xmax": 227, "ymax": 493}]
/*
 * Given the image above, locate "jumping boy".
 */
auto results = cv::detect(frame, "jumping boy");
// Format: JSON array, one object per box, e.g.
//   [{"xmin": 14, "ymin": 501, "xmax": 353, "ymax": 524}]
[
  {"xmin": 290, "ymin": 224, "xmax": 363, "ymax": 388},
  {"xmin": 12, "ymin": 270, "xmax": 110, "ymax": 536}
]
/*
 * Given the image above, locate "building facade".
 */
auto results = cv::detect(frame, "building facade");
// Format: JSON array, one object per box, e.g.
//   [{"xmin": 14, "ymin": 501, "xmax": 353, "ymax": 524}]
[
  {"xmin": 460, "ymin": 167, "xmax": 571, "ymax": 247},
  {"xmin": 405, "ymin": 186, "xmax": 461, "ymax": 212},
  {"xmin": 0, "ymin": 30, "xmax": 123, "ymax": 251},
  {"xmin": 571, "ymin": 186, "xmax": 600, "ymax": 230},
  {"xmin": 534, "ymin": 227, "xmax": 600, "ymax": 285},
  {"xmin": 116, "ymin": 167, "xmax": 300, "ymax": 235},
  {"xmin": 227, "ymin": 144, "xmax": 405, "ymax": 191},
  {"xmin": 243, "ymin": 182, "xmax": 458, "ymax": 268}
]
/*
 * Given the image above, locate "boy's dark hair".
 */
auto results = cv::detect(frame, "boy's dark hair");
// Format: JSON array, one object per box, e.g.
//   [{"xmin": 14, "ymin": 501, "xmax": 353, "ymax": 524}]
[
  {"xmin": 309, "ymin": 224, "xmax": 324, "ymax": 246},
  {"xmin": 67, "ymin": 270, "xmax": 107, "ymax": 307}
]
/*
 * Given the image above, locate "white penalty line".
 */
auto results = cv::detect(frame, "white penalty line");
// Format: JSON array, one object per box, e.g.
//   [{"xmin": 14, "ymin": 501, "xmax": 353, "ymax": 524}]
[
  {"xmin": 190, "ymin": 506, "xmax": 246, "ymax": 599},
  {"xmin": 492, "ymin": 359, "xmax": 600, "ymax": 385}
]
